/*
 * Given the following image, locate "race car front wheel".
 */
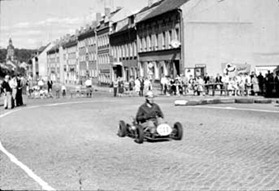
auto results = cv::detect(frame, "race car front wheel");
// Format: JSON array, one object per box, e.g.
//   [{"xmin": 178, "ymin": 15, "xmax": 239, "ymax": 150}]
[
  {"xmin": 118, "ymin": 120, "xmax": 127, "ymax": 137},
  {"xmin": 172, "ymin": 122, "xmax": 183, "ymax": 140},
  {"xmin": 134, "ymin": 125, "xmax": 144, "ymax": 144}
]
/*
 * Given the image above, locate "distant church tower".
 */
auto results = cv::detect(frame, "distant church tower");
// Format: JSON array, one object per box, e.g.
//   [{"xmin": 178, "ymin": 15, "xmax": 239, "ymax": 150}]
[{"xmin": 6, "ymin": 38, "xmax": 15, "ymax": 62}]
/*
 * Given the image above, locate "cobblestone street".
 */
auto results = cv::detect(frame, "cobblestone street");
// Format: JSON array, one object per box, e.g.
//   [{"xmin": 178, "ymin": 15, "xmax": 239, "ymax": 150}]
[{"xmin": 1, "ymin": 94, "xmax": 279, "ymax": 190}]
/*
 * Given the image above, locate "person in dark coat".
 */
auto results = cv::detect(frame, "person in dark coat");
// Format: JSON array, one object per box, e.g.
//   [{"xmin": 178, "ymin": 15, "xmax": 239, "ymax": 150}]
[
  {"xmin": 16, "ymin": 75, "xmax": 24, "ymax": 106},
  {"xmin": 2, "ymin": 75, "xmax": 13, "ymax": 109},
  {"xmin": 257, "ymin": 72, "xmax": 264, "ymax": 96}
]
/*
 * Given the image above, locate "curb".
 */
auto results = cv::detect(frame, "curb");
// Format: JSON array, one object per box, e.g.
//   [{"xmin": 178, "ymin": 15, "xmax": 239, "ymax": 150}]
[
  {"xmin": 254, "ymin": 99, "xmax": 272, "ymax": 104},
  {"xmin": 235, "ymin": 98, "xmax": 254, "ymax": 104},
  {"xmin": 174, "ymin": 97, "xmax": 274, "ymax": 106}
]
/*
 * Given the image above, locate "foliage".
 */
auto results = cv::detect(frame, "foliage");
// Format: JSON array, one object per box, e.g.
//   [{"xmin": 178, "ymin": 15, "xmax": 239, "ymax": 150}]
[{"xmin": 0, "ymin": 48, "xmax": 36, "ymax": 63}]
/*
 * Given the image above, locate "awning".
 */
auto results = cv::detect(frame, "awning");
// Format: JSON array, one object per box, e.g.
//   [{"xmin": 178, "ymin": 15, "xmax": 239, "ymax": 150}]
[{"xmin": 112, "ymin": 62, "xmax": 123, "ymax": 67}]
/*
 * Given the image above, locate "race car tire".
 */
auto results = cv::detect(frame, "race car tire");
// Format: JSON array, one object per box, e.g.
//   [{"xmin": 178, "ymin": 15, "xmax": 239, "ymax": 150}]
[
  {"xmin": 172, "ymin": 122, "xmax": 183, "ymax": 140},
  {"xmin": 118, "ymin": 120, "xmax": 127, "ymax": 137},
  {"xmin": 235, "ymin": 98, "xmax": 254, "ymax": 104},
  {"xmin": 134, "ymin": 125, "xmax": 144, "ymax": 144},
  {"xmin": 254, "ymin": 99, "xmax": 272, "ymax": 104}
]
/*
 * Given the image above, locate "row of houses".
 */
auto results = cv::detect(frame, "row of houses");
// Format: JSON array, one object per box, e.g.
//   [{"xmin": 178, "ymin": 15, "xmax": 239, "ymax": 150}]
[{"xmin": 30, "ymin": 0, "xmax": 279, "ymax": 86}]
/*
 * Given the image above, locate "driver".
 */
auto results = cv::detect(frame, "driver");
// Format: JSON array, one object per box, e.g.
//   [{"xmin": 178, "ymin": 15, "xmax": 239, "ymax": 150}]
[{"xmin": 136, "ymin": 91, "xmax": 164, "ymax": 132}]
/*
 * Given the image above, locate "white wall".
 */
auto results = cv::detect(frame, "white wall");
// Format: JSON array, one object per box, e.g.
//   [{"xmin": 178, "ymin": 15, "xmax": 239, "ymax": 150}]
[
  {"xmin": 181, "ymin": 0, "xmax": 279, "ymax": 76},
  {"xmin": 38, "ymin": 43, "xmax": 54, "ymax": 80}
]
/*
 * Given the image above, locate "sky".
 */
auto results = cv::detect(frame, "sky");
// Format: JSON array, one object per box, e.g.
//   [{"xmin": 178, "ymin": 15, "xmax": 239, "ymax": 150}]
[{"xmin": 0, "ymin": 0, "xmax": 149, "ymax": 49}]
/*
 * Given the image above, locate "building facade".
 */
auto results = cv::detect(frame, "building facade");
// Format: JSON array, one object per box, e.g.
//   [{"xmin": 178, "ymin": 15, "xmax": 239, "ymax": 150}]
[
  {"xmin": 110, "ymin": 15, "xmax": 138, "ymax": 82},
  {"xmin": 47, "ymin": 45, "xmax": 61, "ymax": 82},
  {"xmin": 137, "ymin": 9, "xmax": 182, "ymax": 81},
  {"xmin": 63, "ymin": 39, "xmax": 78, "ymax": 84},
  {"xmin": 78, "ymin": 26, "xmax": 98, "ymax": 85}
]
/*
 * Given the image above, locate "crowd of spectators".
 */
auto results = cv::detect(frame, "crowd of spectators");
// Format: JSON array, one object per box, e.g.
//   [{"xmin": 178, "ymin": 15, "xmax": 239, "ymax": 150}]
[
  {"xmin": 159, "ymin": 70, "xmax": 279, "ymax": 98},
  {"xmin": 109, "ymin": 70, "xmax": 279, "ymax": 98},
  {"xmin": 0, "ymin": 74, "xmax": 25, "ymax": 109}
]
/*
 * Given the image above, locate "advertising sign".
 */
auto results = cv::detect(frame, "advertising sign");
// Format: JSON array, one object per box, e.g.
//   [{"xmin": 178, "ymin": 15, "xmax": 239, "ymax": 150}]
[{"xmin": 222, "ymin": 63, "xmax": 251, "ymax": 76}]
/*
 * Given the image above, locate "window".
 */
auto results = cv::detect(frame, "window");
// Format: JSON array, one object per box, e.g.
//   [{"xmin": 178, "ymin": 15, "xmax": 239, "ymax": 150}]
[
  {"xmin": 162, "ymin": 32, "xmax": 166, "ymax": 49},
  {"xmin": 176, "ymin": 28, "xmax": 179, "ymax": 41},
  {"xmin": 155, "ymin": 34, "xmax": 158, "ymax": 50},
  {"xmin": 169, "ymin": 30, "xmax": 172, "ymax": 48}
]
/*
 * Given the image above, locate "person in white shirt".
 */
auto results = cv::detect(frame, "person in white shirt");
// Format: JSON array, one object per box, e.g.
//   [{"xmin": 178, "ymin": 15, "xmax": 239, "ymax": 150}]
[{"xmin": 85, "ymin": 78, "xmax": 93, "ymax": 97}]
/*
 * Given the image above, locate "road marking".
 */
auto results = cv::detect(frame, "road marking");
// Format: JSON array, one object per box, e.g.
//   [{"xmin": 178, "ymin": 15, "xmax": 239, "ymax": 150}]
[
  {"xmin": 192, "ymin": 105, "xmax": 279, "ymax": 113},
  {"xmin": 0, "ymin": 100, "xmax": 100, "ymax": 190},
  {"xmin": 0, "ymin": 142, "xmax": 55, "ymax": 191}
]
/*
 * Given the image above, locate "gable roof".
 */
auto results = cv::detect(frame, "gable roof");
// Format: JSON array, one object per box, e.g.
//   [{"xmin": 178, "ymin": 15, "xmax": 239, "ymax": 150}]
[{"xmin": 141, "ymin": 0, "xmax": 190, "ymax": 22}]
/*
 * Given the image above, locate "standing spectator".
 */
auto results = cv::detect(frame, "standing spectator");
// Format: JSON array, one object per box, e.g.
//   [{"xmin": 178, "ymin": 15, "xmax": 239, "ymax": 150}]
[
  {"xmin": 54, "ymin": 82, "xmax": 61, "ymax": 98},
  {"xmin": 257, "ymin": 72, "xmax": 264, "ymax": 95},
  {"xmin": 215, "ymin": 73, "xmax": 224, "ymax": 95},
  {"xmin": 2, "ymin": 75, "xmax": 13, "ymax": 109},
  {"xmin": 275, "ymin": 71, "xmax": 279, "ymax": 98},
  {"xmin": 135, "ymin": 77, "xmax": 141, "ymax": 96},
  {"xmin": 203, "ymin": 73, "xmax": 210, "ymax": 95},
  {"xmin": 47, "ymin": 78, "xmax": 53, "ymax": 97},
  {"xmin": 139, "ymin": 77, "xmax": 144, "ymax": 97},
  {"xmin": 251, "ymin": 73, "xmax": 260, "ymax": 96},
  {"xmin": 9, "ymin": 75, "xmax": 18, "ymax": 107},
  {"xmin": 160, "ymin": 75, "xmax": 167, "ymax": 95},
  {"xmin": 129, "ymin": 76, "xmax": 135, "ymax": 96},
  {"xmin": 118, "ymin": 77, "xmax": 124, "ymax": 97},
  {"xmin": 16, "ymin": 75, "xmax": 24, "ymax": 106},
  {"xmin": 244, "ymin": 73, "xmax": 251, "ymax": 96},
  {"xmin": 38, "ymin": 78, "xmax": 44, "ymax": 90},
  {"xmin": 113, "ymin": 77, "xmax": 119, "ymax": 97},
  {"xmin": 144, "ymin": 77, "xmax": 151, "ymax": 94},
  {"xmin": 61, "ymin": 83, "xmax": 67, "ymax": 98},
  {"xmin": 85, "ymin": 77, "xmax": 93, "ymax": 97},
  {"xmin": 196, "ymin": 76, "xmax": 205, "ymax": 96},
  {"xmin": 180, "ymin": 74, "xmax": 188, "ymax": 95}
]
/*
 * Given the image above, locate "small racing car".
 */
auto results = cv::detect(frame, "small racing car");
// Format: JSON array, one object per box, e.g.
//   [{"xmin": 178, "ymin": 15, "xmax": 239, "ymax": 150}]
[{"xmin": 117, "ymin": 118, "xmax": 183, "ymax": 144}]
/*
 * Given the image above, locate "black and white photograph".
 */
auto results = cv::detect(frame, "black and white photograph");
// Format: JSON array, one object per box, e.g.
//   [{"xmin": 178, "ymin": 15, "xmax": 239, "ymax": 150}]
[{"xmin": 1, "ymin": 0, "xmax": 279, "ymax": 190}]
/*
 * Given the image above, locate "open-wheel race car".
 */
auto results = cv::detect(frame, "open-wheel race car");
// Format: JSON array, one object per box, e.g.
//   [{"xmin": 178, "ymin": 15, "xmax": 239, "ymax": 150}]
[{"xmin": 117, "ymin": 118, "xmax": 183, "ymax": 144}]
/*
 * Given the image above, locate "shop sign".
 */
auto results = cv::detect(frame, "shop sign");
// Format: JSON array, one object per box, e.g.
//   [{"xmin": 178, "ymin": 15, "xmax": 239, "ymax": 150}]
[{"xmin": 222, "ymin": 63, "xmax": 251, "ymax": 76}]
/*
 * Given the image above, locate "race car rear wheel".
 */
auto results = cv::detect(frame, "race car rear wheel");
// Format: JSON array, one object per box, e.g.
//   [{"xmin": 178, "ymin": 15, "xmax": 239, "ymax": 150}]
[
  {"xmin": 118, "ymin": 120, "xmax": 127, "ymax": 137},
  {"xmin": 172, "ymin": 122, "xmax": 183, "ymax": 140},
  {"xmin": 134, "ymin": 125, "xmax": 144, "ymax": 144}
]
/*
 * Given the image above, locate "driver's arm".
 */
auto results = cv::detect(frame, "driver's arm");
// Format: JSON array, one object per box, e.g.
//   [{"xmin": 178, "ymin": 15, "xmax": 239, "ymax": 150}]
[
  {"xmin": 155, "ymin": 104, "xmax": 164, "ymax": 119},
  {"xmin": 136, "ymin": 106, "xmax": 147, "ymax": 123}
]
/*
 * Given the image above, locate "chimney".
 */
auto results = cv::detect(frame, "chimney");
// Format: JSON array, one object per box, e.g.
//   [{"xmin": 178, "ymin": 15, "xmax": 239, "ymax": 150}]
[
  {"xmin": 105, "ymin": 7, "xmax": 111, "ymax": 18},
  {"xmin": 96, "ymin": 12, "xmax": 102, "ymax": 23},
  {"xmin": 148, "ymin": 0, "xmax": 153, "ymax": 7}
]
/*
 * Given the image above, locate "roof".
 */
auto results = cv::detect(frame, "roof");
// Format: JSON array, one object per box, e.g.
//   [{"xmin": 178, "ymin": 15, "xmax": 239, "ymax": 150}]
[
  {"xmin": 141, "ymin": 0, "xmax": 190, "ymax": 22},
  {"xmin": 38, "ymin": 43, "xmax": 50, "ymax": 53},
  {"xmin": 138, "ymin": 0, "xmax": 165, "ymax": 13}
]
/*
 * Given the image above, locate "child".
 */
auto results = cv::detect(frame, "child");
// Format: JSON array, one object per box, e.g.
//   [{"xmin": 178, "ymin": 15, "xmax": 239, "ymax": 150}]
[{"xmin": 61, "ymin": 84, "xmax": 66, "ymax": 98}]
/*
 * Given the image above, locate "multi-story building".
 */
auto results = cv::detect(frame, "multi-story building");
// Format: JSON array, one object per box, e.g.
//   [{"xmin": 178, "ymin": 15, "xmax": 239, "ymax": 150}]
[
  {"xmin": 47, "ymin": 40, "xmax": 65, "ymax": 82},
  {"xmin": 63, "ymin": 36, "xmax": 78, "ymax": 84},
  {"xmin": 136, "ymin": 0, "xmax": 181, "ymax": 82},
  {"xmin": 110, "ymin": 14, "xmax": 138, "ymax": 82},
  {"xmin": 77, "ymin": 23, "xmax": 98, "ymax": 85},
  {"xmin": 35, "ymin": 43, "xmax": 55, "ymax": 80},
  {"xmin": 140, "ymin": 0, "xmax": 279, "ymax": 78},
  {"xmin": 97, "ymin": 7, "xmax": 132, "ymax": 85}
]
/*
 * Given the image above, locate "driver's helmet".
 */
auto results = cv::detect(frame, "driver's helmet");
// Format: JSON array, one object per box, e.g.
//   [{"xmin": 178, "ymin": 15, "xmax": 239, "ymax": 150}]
[{"xmin": 145, "ymin": 91, "xmax": 154, "ymax": 98}]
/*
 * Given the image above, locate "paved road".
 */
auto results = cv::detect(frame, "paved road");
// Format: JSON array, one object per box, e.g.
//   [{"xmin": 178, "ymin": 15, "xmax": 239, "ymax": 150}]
[{"xmin": 0, "ymin": 95, "xmax": 279, "ymax": 190}]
